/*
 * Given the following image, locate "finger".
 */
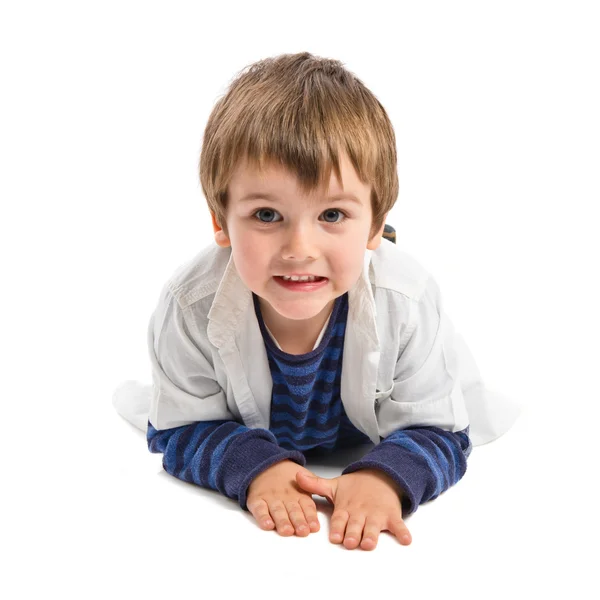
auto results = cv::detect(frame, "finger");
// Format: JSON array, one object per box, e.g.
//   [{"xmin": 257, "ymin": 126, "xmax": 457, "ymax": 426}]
[
  {"xmin": 388, "ymin": 517, "xmax": 412, "ymax": 545},
  {"xmin": 360, "ymin": 517, "xmax": 384, "ymax": 551},
  {"xmin": 296, "ymin": 472, "xmax": 334, "ymax": 504},
  {"xmin": 269, "ymin": 501, "xmax": 295, "ymax": 536},
  {"xmin": 298, "ymin": 497, "xmax": 320, "ymax": 532},
  {"xmin": 284, "ymin": 500, "xmax": 310, "ymax": 537},
  {"xmin": 329, "ymin": 509, "xmax": 350, "ymax": 544},
  {"xmin": 247, "ymin": 498, "xmax": 275, "ymax": 530},
  {"xmin": 343, "ymin": 514, "xmax": 366, "ymax": 550}
]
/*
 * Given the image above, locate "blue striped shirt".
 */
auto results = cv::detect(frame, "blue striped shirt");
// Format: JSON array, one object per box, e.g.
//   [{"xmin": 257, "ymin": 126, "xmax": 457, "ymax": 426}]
[{"xmin": 147, "ymin": 291, "xmax": 472, "ymax": 514}]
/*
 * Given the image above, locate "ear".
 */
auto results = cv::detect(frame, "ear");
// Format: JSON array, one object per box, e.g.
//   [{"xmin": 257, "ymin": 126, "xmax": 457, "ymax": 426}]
[
  {"xmin": 366, "ymin": 214, "xmax": 389, "ymax": 250},
  {"xmin": 211, "ymin": 212, "xmax": 231, "ymax": 248}
]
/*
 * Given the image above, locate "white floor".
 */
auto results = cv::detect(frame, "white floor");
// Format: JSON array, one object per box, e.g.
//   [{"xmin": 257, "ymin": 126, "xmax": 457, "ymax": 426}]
[{"xmin": 5, "ymin": 393, "xmax": 591, "ymax": 599}]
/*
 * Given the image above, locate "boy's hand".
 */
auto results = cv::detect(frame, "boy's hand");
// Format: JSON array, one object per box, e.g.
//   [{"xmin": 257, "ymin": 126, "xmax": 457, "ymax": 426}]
[
  {"xmin": 246, "ymin": 460, "xmax": 321, "ymax": 537},
  {"xmin": 295, "ymin": 468, "xmax": 412, "ymax": 550}
]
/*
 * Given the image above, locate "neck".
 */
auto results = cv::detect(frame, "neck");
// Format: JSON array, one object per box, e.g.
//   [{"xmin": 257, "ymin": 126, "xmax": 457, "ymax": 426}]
[{"xmin": 259, "ymin": 299, "xmax": 335, "ymax": 348}]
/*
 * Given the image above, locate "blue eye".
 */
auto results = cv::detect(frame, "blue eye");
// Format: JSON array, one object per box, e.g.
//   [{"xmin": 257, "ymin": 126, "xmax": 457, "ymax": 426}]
[
  {"xmin": 252, "ymin": 208, "xmax": 347, "ymax": 226},
  {"xmin": 255, "ymin": 208, "xmax": 281, "ymax": 223},
  {"xmin": 322, "ymin": 209, "xmax": 344, "ymax": 224}
]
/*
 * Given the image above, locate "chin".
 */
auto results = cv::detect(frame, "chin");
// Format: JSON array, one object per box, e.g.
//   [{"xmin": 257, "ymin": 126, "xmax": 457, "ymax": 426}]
[
  {"xmin": 269, "ymin": 298, "xmax": 330, "ymax": 320},
  {"xmin": 273, "ymin": 305, "xmax": 323, "ymax": 320}
]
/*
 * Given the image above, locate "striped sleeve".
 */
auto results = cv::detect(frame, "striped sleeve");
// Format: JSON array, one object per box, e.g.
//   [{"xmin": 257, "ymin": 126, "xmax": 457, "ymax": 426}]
[
  {"xmin": 341, "ymin": 425, "xmax": 472, "ymax": 515},
  {"xmin": 146, "ymin": 420, "xmax": 306, "ymax": 510}
]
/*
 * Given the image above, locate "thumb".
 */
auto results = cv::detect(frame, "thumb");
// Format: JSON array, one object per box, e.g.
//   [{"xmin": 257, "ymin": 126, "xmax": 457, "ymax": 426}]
[{"xmin": 296, "ymin": 471, "xmax": 335, "ymax": 504}]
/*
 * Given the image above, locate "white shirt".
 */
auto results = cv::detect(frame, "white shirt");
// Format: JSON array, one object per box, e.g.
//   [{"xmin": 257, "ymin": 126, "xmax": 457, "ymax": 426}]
[{"xmin": 114, "ymin": 240, "xmax": 521, "ymax": 447}]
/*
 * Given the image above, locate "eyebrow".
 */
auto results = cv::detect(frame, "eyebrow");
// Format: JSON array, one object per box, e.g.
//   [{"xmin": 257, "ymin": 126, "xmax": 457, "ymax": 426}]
[{"xmin": 238, "ymin": 192, "xmax": 362, "ymax": 205}]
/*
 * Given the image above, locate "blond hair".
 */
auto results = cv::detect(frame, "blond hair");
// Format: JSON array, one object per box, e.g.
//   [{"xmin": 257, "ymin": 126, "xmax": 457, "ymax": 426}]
[{"xmin": 199, "ymin": 52, "xmax": 398, "ymax": 240}]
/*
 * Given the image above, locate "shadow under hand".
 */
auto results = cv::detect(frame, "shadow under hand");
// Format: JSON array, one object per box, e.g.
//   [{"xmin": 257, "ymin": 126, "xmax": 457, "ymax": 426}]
[{"xmin": 302, "ymin": 442, "xmax": 376, "ymax": 471}]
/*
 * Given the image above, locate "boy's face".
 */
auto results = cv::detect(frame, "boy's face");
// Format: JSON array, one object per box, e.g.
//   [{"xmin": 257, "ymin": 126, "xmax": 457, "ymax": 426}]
[{"xmin": 211, "ymin": 152, "xmax": 387, "ymax": 331}]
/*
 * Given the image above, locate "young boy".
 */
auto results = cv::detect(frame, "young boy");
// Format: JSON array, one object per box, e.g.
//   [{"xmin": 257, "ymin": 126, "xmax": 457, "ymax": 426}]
[{"xmin": 113, "ymin": 52, "xmax": 520, "ymax": 551}]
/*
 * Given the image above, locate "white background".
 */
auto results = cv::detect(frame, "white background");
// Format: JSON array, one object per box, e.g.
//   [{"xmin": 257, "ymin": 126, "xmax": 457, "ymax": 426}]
[{"xmin": 1, "ymin": 1, "xmax": 599, "ymax": 598}]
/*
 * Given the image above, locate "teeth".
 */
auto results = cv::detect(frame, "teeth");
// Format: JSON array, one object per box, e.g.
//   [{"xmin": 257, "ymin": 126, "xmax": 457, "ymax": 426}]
[{"xmin": 281, "ymin": 275, "xmax": 320, "ymax": 282}]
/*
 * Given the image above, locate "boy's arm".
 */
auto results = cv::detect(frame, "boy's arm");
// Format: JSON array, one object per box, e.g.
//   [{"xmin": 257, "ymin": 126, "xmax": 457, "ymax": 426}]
[
  {"xmin": 341, "ymin": 425, "xmax": 472, "ymax": 515},
  {"xmin": 345, "ymin": 275, "xmax": 475, "ymax": 514},
  {"xmin": 146, "ymin": 420, "xmax": 305, "ymax": 510},
  {"xmin": 146, "ymin": 283, "xmax": 304, "ymax": 509}
]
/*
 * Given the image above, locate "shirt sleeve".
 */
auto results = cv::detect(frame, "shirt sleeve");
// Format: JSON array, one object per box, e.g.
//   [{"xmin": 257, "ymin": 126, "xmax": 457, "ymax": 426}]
[
  {"xmin": 146, "ymin": 420, "xmax": 305, "ymax": 510},
  {"xmin": 147, "ymin": 283, "xmax": 233, "ymax": 429},
  {"xmin": 375, "ymin": 275, "xmax": 471, "ymax": 438},
  {"xmin": 352, "ymin": 274, "xmax": 474, "ymax": 514},
  {"xmin": 342, "ymin": 425, "xmax": 472, "ymax": 515},
  {"xmin": 146, "ymin": 283, "xmax": 305, "ymax": 509}
]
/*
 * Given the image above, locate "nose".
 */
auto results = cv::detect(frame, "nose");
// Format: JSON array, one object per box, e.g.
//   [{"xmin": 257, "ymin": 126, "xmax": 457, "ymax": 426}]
[{"xmin": 281, "ymin": 223, "xmax": 319, "ymax": 261}]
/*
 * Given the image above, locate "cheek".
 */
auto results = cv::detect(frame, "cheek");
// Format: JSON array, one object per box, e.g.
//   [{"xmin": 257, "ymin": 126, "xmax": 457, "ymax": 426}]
[
  {"xmin": 330, "ymin": 246, "xmax": 365, "ymax": 280},
  {"xmin": 230, "ymin": 236, "xmax": 268, "ymax": 279},
  {"xmin": 338, "ymin": 238, "xmax": 365, "ymax": 262}
]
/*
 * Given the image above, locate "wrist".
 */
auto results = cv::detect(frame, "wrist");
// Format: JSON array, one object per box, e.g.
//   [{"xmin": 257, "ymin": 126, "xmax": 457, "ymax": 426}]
[{"xmin": 350, "ymin": 467, "xmax": 405, "ymax": 499}]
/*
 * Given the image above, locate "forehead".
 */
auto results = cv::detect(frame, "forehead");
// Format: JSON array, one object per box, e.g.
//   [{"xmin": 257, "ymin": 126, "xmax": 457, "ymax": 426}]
[{"xmin": 228, "ymin": 152, "xmax": 370, "ymax": 202}]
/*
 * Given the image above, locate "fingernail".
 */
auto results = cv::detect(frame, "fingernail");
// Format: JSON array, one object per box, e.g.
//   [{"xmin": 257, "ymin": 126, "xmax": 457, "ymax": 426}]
[{"xmin": 331, "ymin": 533, "xmax": 342, "ymax": 542}]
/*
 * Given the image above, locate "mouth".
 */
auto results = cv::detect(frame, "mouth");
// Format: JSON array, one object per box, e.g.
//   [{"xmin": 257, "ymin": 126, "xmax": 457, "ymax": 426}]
[
  {"xmin": 273, "ymin": 275, "xmax": 329, "ymax": 291},
  {"xmin": 276, "ymin": 275, "xmax": 327, "ymax": 282}
]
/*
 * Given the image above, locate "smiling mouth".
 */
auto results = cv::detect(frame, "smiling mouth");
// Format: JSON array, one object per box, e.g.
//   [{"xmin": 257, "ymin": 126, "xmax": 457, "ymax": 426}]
[
  {"xmin": 273, "ymin": 276, "xmax": 329, "ymax": 290},
  {"xmin": 275, "ymin": 275, "xmax": 328, "ymax": 282}
]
